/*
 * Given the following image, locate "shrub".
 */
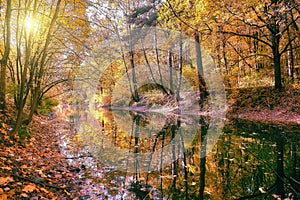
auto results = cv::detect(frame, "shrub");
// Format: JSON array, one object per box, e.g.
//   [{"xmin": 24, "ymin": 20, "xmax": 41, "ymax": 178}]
[{"xmin": 37, "ymin": 98, "xmax": 59, "ymax": 115}]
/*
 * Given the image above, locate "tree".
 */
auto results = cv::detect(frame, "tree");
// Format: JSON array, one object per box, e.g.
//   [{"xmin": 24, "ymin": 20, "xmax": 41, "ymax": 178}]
[
  {"xmin": 0, "ymin": 0, "xmax": 11, "ymax": 112},
  {"xmin": 1, "ymin": 0, "xmax": 90, "ymax": 136},
  {"xmin": 11, "ymin": 0, "xmax": 62, "ymax": 136},
  {"xmin": 158, "ymin": 0, "xmax": 209, "ymax": 104},
  {"xmin": 215, "ymin": 0, "xmax": 300, "ymax": 89}
]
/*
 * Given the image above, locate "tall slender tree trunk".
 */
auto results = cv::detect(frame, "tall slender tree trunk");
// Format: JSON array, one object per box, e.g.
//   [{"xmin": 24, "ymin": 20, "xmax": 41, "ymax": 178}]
[
  {"xmin": 27, "ymin": 0, "xmax": 61, "ymax": 124},
  {"xmin": 130, "ymin": 50, "xmax": 139, "ymax": 102},
  {"xmin": 175, "ymin": 33, "xmax": 183, "ymax": 101},
  {"xmin": 287, "ymin": 26, "xmax": 294, "ymax": 79},
  {"xmin": 267, "ymin": 2, "xmax": 282, "ymax": 90},
  {"xmin": 272, "ymin": 36, "xmax": 282, "ymax": 89},
  {"xmin": 0, "ymin": 0, "xmax": 12, "ymax": 113},
  {"xmin": 142, "ymin": 45, "xmax": 156, "ymax": 84},
  {"xmin": 154, "ymin": 28, "xmax": 163, "ymax": 86},
  {"xmin": 128, "ymin": 26, "xmax": 139, "ymax": 102},
  {"xmin": 168, "ymin": 50, "xmax": 173, "ymax": 91},
  {"xmin": 11, "ymin": 0, "xmax": 39, "ymax": 136},
  {"xmin": 194, "ymin": 32, "xmax": 208, "ymax": 107}
]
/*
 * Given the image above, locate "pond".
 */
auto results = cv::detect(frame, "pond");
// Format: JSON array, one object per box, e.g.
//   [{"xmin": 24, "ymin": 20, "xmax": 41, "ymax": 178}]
[{"xmin": 61, "ymin": 108, "xmax": 300, "ymax": 200}]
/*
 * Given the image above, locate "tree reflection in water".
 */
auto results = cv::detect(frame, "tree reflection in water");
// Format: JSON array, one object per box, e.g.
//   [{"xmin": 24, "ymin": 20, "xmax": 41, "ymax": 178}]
[{"xmin": 76, "ymin": 108, "xmax": 299, "ymax": 199}]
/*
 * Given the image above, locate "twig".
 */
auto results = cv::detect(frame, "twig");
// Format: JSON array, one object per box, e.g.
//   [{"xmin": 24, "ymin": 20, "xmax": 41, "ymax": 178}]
[{"xmin": 64, "ymin": 154, "xmax": 94, "ymax": 159}]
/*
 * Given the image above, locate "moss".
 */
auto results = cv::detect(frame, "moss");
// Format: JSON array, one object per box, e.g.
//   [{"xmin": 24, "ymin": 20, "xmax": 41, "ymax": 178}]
[
  {"xmin": 37, "ymin": 98, "xmax": 59, "ymax": 115},
  {"xmin": 18, "ymin": 127, "xmax": 30, "ymax": 142}
]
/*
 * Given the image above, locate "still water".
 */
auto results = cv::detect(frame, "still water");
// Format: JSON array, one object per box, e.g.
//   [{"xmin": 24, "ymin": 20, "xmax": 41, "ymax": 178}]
[{"xmin": 62, "ymin": 108, "xmax": 300, "ymax": 200}]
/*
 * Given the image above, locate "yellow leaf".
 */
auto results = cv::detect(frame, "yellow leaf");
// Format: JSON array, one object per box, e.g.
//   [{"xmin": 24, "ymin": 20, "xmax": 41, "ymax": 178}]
[
  {"xmin": 0, "ymin": 167, "xmax": 12, "ymax": 171},
  {"xmin": 1, "ymin": 123, "xmax": 8, "ymax": 129},
  {"xmin": 0, "ymin": 194, "xmax": 7, "ymax": 200},
  {"xmin": 37, "ymin": 170, "xmax": 47, "ymax": 178},
  {"xmin": 20, "ymin": 193, "xmax": 28, "ymax": 198},
  {"xmin": 20, "ymin": 165, "xmax": 27, "ymax": 169},
  {"xmin": 40, "ymin": 187, "xmax": 49, "ymax": 194},
  {"xmin": 22, "ymin": 184, "xmax": 36, "ymax": 193},
  {"xmin": 6, "ymin": 189, "xmax": 14, "ymax": 197},
  {"xmin": 64, "ymin": 190, "xmax": 70, "ymax": 196},
  {"xmin": 0, "ymin": 129, "xmax": 6, "ymax": 135},
  {"xmin": 149, "ymin": 191, "xmax": 153, "ymax": 199},
  {"xmin": 187, "ymin": 164, "xmax": 196, "ymax": 174},
  {"xmin": 0, "ymin": 177, "xmax": 14, "ymax": 186}
]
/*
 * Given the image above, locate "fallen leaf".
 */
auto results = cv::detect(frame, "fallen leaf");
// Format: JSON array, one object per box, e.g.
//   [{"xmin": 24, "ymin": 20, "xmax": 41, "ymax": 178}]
[
  {"xmin": 37, "ymin": 170, "xmax": 47, "ymax": 178},
  {"xmin": 149, "ymin": 191, "xmax": 153, "ymax": 199},
  {"xmin": 20, "ymin": 165, "xmax": 27, "ymax": 169},
  {"xmin": 1, "ymin": 123, "xmax": 8, "ymax": 129},
  {"xmin": 0, "ymin": 177, "xmax": 14, "ymax": 186},
  {"xmin": 64, "ymin": 190, "xmax": 70, "ymax": 196},
  {"xmin": 6, "ymin": 190, "xmax": 14, "ymax": 197},
  {"xmin": 0, "ymin": 129, "xmax": 6, "ymax": 135},
  {"xmin": 0, "ymin": 188, "xmax": 3, "ymax": 194},
  {"xmin": 54, "ymin": 174, "xmax": 62, "ymax": 179},
  {"xmin": 0, "ymin": 194, "xmax": 7, "ymax": 200},
  {"xmin": 40, "ymin": 187, "xmax": 49, "ymax": 194},
  {"xmin": 0, "ymin": 167, "xmax": 12, "ymax": 171},
  {"xmin": 22, "ymin": 184, "xmax": 36, "ymax": 193},
  {"xmin": 20, "ymin": 193, "xmax": 28, "ymax": 198}
]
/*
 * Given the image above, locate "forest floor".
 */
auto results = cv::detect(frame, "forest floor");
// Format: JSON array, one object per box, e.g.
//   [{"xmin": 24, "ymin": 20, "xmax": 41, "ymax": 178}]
[
  {"xmin": 226, "ymin": 84, "xmax": 300, "ymax": 125},
  {"xmin": 0, "ymin": 110, "xmax": 85, "ymax": 199}
]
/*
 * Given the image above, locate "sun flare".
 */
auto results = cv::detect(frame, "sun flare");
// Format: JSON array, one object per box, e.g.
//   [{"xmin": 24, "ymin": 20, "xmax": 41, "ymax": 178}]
[{"xmin": 25, "ymin": 16, "xmax": 38, "ymax": 33}]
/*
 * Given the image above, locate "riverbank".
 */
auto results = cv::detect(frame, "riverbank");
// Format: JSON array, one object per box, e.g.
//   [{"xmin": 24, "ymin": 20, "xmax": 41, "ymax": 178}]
[
  {"xmin": 106, "ymin": 84, "xmax": 300, "ymax": 125},
  {"xmin": 0, "ymin": 114, "xmax": 83, "ymax": 199},
  {"xmin": 226, "ymin": 84, "xmax": 300, "ymax": 125}
]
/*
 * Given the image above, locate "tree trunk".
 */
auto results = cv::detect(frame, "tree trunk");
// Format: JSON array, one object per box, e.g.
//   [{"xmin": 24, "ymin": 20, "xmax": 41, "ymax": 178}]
[
  {"xmin": 287, "ymin": 27, "xmax": 294, "ymax": 79},
  {"xmin": 154, "ymin": 28, "xmax": 163, "ymax": 86},
  {"xmin": 130, "ymin": 50, "xmax": 139, "ymax": 102},
  {"xmin": 27, "ymin": 0, "xmax": 61, "ymax": 124},
  {"xmin": 272, "ymin": 36, "xmax": 282, "ymax": 89},
  {"xmin": 175, "ymin": 33, "xmax": 183, "ymax": 101},
  {"xmin": 168, "ymin": 50, "xmax": 173, "ymax": 91},
  {"xmin": 142, "ymin": 45, "xmax": 156, "ymax": 84},
  {"xmin": 194, "ymin": 32, "xmax": 208, "ymax": 107},
  {"xmin": 0, "ymin": 0, "xmax": 12, "ymax": 112}
]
